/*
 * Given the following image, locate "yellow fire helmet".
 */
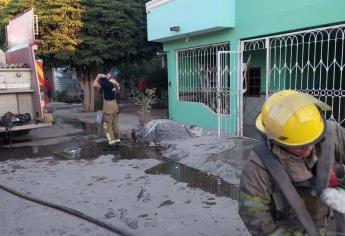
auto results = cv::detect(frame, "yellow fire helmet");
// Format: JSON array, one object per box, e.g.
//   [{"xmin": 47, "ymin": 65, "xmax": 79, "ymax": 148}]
[{"xmin": 255, "ymin": 90, "xmax": 331, "ymax": 147}]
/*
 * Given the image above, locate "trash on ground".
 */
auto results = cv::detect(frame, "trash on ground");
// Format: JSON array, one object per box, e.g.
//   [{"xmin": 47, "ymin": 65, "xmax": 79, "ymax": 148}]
[
  {"xmin": 189, "ymin": 125, "xmax": 204, "ymax": 137},
  {"xmin": 135, "ymin": 119, "xmax": 194, "ymax": 144}
]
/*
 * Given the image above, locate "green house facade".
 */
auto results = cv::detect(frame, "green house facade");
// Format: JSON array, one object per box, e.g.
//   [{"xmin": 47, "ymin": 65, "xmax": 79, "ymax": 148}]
[{"xmin": 146, "ymin": 0, "xmax": 345, "ymax": 137}]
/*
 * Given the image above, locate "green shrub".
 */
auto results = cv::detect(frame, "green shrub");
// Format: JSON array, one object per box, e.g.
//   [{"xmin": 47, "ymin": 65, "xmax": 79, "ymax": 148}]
[{"xmin": 130, "ymin": 88, "xmax": 156, "ymax": 111}]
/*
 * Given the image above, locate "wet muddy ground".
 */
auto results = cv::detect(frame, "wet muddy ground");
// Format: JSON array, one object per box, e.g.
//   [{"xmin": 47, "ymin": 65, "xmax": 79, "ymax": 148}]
[{"xmin": 0, "ymin": 121, "xmax": 249, "ymax": 236}]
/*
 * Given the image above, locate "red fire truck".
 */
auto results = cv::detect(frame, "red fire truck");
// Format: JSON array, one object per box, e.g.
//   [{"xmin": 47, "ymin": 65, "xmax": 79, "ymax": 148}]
[{"xmin": 0, "ymin": 8, "xmax": 52, "ymax": 134}]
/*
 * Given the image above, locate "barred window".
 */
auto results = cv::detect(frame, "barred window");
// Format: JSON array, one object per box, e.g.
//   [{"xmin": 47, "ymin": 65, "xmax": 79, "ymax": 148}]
[{"xmin": 177, "ymin": 43, "xmax": 230, "ymax": 113}]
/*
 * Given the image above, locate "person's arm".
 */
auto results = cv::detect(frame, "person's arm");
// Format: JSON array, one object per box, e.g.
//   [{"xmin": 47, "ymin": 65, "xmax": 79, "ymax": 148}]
[
  {"xmin": 325, "ymin": 121, "xmax": 345, "ymax": 164},
  {"xmin": 239, "ymin": 152, "xmax": 297, "ymax": 235},
  {"xmin": 334, "ymin": 122, "xmax": 345, "ymax": 163},
  {"xmin": 93, "ymin": 74, "xmax": 102, "ymax": 88},
  {"xmin": 330, "ymin": 121, "xmax": 345, "ymax": 187},
  {"xmin": 109, "ymin": 79, "xmax": 120, "ymax": 90},
  {"xmin": 115, "ymin": 80, "xmax": 120, "ymax": 92}
]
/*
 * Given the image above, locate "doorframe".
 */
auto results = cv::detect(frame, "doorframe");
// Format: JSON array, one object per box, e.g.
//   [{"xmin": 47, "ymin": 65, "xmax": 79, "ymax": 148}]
[{"xmin": 216, "ymin": 50, "xmax": 243, "ymax": 138}]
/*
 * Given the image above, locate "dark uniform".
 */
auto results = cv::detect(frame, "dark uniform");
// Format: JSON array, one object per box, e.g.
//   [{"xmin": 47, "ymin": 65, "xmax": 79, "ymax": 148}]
[{"xmin": 99, "ymin": 78, "xmax": 120, "ymax": 145}]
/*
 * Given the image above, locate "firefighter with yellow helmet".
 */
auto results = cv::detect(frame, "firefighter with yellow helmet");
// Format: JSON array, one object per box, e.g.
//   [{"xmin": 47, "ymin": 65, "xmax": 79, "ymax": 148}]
[{"xmin": 238, "ymin": 90, "xmax": 345, "ymax": 235}]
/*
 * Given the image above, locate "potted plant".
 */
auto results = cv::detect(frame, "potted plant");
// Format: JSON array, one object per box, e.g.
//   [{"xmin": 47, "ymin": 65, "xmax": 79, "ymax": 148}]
[{"xmin": 130, "ymin": 88, "xmax": 156, "ymax": 126}]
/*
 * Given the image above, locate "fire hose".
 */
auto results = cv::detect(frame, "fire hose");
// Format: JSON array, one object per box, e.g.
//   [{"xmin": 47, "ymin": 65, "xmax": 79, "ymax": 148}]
[
  {"xmin": 0, "ymin": 183, "xmax": 134, "ymax": 236},
  {"xmin": 1, "ymin": 113, "xmax": 133, "ymax": 234}
]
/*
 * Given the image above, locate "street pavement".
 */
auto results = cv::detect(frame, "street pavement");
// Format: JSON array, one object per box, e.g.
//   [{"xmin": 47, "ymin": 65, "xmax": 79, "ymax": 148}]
[{"xmin": 0, "ymin": 108, "xmax": 251, "ymax": 236}]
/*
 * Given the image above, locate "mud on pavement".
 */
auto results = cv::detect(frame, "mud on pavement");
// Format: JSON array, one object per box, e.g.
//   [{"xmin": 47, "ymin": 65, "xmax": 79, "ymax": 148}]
[{"xmin": 0, "ymin": 120, "xmax": 249, "ymax": 236}]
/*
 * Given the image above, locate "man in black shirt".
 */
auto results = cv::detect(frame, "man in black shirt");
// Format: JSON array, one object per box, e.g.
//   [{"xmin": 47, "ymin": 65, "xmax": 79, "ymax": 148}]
[{"xmin": 93, "ymin": 68, "xmax": 121, "ymax": 145}]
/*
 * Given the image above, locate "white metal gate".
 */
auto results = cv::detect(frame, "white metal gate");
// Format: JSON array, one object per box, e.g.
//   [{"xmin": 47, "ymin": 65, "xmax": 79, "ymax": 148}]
[
  {"xmin": 177, "ymin": 43, "xmax": 230, "ymax": 112},
  {"xmin": 268, "ymin": 26, "xmax": 345, "ymax": 125},
  {"xmin": 216, "ymin": 51, "xmax": 243, "ymax": 138},
  {"xmin": 177, "ymin": 25, "xmax": 345, "ymax": 139},
  {"xmin": 241, "ymin": 24, "xmax": 345, "ymax": 131}
]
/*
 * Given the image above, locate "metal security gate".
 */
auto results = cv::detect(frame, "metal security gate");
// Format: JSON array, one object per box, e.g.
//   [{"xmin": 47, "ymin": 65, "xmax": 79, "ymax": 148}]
[
  {"xmin": 216, "ymin": 51, "xmax": 243, "ymax": 138},
  {"xmin": 268, "ymin": 26, "xmax": 345, "ymax": 125},
  {"xmin": 177, "ymin": 43, "xmax": 230, "ymax": 112},
  {"xmin": 177, "ymin": 24, "xmax": 345, "ymax": 139},
  {"xmin": 241, "ymin": 24, "xmax": 345, "ymax": 131},
  {"xmin": 176, "ymin": 43, "xmax": 244, "ymax": 138}
]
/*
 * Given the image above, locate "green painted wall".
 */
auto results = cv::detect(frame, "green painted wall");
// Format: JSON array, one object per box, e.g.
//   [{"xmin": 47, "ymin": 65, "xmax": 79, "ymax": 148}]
[
  {"xmin": 161, "ymin": 0, "xmax": 345, "ymax": 131},
  {"xmin": 147, "ymin": 0, "xmax": 235, "ymax": 42},
  {"xmin": 235, "ymin": 0, "xmax": 345, "ymax": 40},
  {"xmin": 165, "ymin": 30, "xmax": 230, "ymax": 128}
]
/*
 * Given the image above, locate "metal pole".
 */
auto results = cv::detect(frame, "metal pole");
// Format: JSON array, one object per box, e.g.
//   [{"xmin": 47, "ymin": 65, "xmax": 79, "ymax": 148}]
[
  {"xmin": 217, "ymin": 51, "xmax": 221, "ymax": 138},
  {"xmin": 265, "ymin": 38, "xmax": 270, "ymax": 99}
]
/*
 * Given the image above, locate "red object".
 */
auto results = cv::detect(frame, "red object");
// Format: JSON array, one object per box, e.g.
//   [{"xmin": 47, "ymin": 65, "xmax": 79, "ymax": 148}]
[
  {"xmin": 44, "ymin": 80, "xmax": 51, "ymax": 91},
  {"xmin": 138, "ymin": 80, "xmax": 146, "ymax": 90},
  {"xmin": 329, "ymin": 170, "xmax": 342, "ymax": 187}
]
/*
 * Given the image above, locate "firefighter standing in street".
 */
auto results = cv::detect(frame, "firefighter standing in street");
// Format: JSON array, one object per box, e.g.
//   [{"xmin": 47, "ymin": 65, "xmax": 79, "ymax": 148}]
[
  {"xmin": 239, "ymin": 90, "xmax": 345, "ymax": 235},
  {"xmin": 93, "ymin": 68, "xmax": 121, "ymax": 146}
]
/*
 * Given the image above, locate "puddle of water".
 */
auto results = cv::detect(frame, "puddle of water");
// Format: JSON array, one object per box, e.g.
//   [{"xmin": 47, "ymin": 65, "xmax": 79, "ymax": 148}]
[
  {"xmin": 145, "ymin": 162, "xmax": 239, "ymax": 200},
  {"xmin": 0, "ymin": 117, "xmax": 162, "ymax": 162},
  {"xmin": 0, "ymin": 138, "xmax": 161, "ymax": 162},
  {"xmin": 0, "ymin": 118, "xmax": 99, "ymax": 146}
]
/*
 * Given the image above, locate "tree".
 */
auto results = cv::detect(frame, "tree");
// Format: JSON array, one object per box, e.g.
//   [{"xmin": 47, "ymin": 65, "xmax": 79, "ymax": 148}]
[
  {"xmin": 71, "ymin": 0, "xmax": 158, "ymax": 112},
  {"xmin": 0, "ymin": 0, "xmax": 83, "ymax": 101},
  {"xmin": 0, "ymin": 0, "xmax": 162, "ymax": 112},
  {"xmin": 0, "ymin": 0, "xmax": 83, "ymax": 66},
  {"xmin": 0, "ymin": 0, "xmax": 10, "ymax": 9}
]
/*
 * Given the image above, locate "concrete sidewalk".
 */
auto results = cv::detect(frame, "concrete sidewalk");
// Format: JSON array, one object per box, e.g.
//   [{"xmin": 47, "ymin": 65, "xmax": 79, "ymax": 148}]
[
  {"xmin": 49, "ymin": 102, "xmax": 259, "ymax": 186},
  {"xmin": 50, "ymin": 102, "xmax": 168, "ymax": 139}
]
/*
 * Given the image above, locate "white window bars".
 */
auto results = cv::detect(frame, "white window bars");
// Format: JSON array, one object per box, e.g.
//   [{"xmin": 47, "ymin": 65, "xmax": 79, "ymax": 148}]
[
  {"xmin": 177, "ymin": 43, "xmax": 230, "ymax": 113},
  {"xmin": 242, "ymin": 24, "xmax": 345, "ymax": 126},
  {"xmin": 269, "ymin": 27, "xmax": 345, "ymax": 126}
]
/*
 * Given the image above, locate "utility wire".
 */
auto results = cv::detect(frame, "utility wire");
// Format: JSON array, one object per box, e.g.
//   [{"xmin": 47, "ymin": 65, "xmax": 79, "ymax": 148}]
[{"xmin": 0, "ymin": 184, "xmax": 134, "ymax": 236}]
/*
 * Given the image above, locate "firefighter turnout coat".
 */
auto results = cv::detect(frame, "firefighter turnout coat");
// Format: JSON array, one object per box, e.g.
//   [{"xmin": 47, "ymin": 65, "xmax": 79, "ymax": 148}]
[{"xmin": 239, "ymin": 121, "xmax": 345, "ymax": 235}]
